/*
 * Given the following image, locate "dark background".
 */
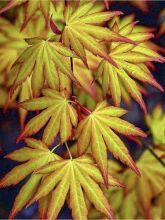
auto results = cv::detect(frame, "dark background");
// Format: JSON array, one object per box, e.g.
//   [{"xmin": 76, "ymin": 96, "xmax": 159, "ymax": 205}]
[{"xmin": 0, "ymin": 1, "xmax": 165, "ymax": 219}]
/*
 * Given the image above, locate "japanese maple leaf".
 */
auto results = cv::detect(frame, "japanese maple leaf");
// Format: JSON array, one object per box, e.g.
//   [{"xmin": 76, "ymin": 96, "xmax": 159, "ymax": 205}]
[
  {"xmin": 145, "ymin": 105, "xmax": 165, "ymax": 147},
  {"xmin": 7, "ymin": 68, "xmax": 72, "ymax": 128},
  {"xmin": 17, "ymin": 89, "xmax": 78, "ymax": 145},
  {"xmin": 96, "ymin": 17, "xmax": 164, "ymax": 112},
  {"xmin": 0, "ymin": 138, "xmax": 60, "ymax": 219},
  {"xmin": 0, "ymin": 0, "xmax": 51, "ymax": 29},
  {"xmin": 76, "ymin": 101, "xmax": 146, "ymax": 184},
  {"xmin": 89, "ymin": 149, "xmax": 165, "ymax": 219},
  {"xmin": 52, "ymin": 0, "xmax": 134, "ymax": 67},
  {"xmin": 10, "ymin": 38, "xmax": 77, "ymax": 97},
  {"xmin": 0, "ymin": 17, "xmax": 26, "ymax": 75},
  {"xmin": 27, "ymin": 154, "xmax": 123, "ymax": 220},
  {"xmin": 119, "ymin": 149, "xmax": 165, "ymax": 219}
]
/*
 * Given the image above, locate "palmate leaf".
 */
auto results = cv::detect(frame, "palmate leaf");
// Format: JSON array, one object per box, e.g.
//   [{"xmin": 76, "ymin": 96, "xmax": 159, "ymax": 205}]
[
  {"xmin": 0, "ymin": 138, "xmax": 60, "ymax": 219},
  {"xmin": 76, "ymin": 101, "xmax": 146, "ymax": 184},
  {"xmin": 145, "ymin": 105, "xmax": 165, "ymax": 146},
  {"xmin": 120, "ymin": 149, "xmax": 165, "ymax": 219},
  {"xmin": 10, "ymin": 38, "xmax": 77, "ymax": 97},
  {"xmin": 15, "ymin": 7, "xmax": 49, "ymax": 39},
  {"xmin": 0, "ymin": 17, "xmax": 26, "ymax": 75},
  {"xmin": 89, "ymin": 149, "xmax": 165, "ymax": 219},
  {"xmin": 27, "ymin": 154, "xmax": 123, "ymax": 220},
  {"xmin": 5, "ymin": 75, "xmax": 33, "ymax": 129},
  {"xmin": 55, "ymin": 0, "xmax": 135, "ymax": 67},
  {"xmin": 96, "ymin": 16, "xmax": 164, "ymax": 112},
  {"xmin": 0, "ymin": 0, "xmax": 51, "ymax": 29},
  {"xmin": 17, "ymin": 89, "xmax": 78, "ymax": 145}
]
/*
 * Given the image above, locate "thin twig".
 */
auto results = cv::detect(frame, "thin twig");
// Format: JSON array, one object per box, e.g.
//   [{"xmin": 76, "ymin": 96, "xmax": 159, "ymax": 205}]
[
  {"xmin": 65, "ymin": 142, "xmax": 72, "ymax": 160},
  {"xmin": 70, "ymin": 56, "xmax": 74, "ymax": 96},
  {"xmin": 142, "ymin": 139, "xmax": 165, "ymax": 167},
  {"xmin": 51, "ymin": 143, "xmax": 61, "ymax": 152}
]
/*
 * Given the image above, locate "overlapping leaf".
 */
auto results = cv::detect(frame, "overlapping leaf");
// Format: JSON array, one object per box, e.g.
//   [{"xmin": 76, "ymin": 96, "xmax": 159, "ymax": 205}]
[
  {"xmin": 0, "ymin": 17, "xmax": 26, "ymax": 76},
  {"xmin": 88, "ymin": 149, "xmax": 165, "ymax": 219},
  {"xmin": 0, "ymin": 0, "xmax": 51, "ymax": 29},
  {"xmin": 76, "ymin": 101, "xmax": 146, "ymax": 184},
  {"xmin": 17, "ymin": 89, "xmax": 78, "ymax": 145},
  {"xmin": 27, "ymin": 154, "xmax": 122, "ymax": 220},
  {"xmin": 10, "ymin": 38, "xmax": 77, "ymax": 97},
  {"xmin": 96, "ymin": 16, "xmax": 164, "ymax": 112},
  {"xmin": 121, "ymin": 149, "xmax": 165, "ymax": 219},
  {"xmin": 145, "ymin": 105, "xmax": 165, "ymax": 147},
  {"xmin": 52, "ymin": 0, "xmax": 135, "ymax": 66},
  {"xmin": 0, "ymin": 138, "xmax": 60, "ymax": 219}
]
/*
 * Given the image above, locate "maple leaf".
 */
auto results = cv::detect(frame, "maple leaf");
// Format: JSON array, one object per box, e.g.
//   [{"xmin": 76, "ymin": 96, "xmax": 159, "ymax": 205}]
[
  {"xmin": 0, "ymin": 138, "xmax": 60, "ymax": 219},
  {"xmin": 0, "ymin": 17, "xmax": 26, "ymax": 75},
  {"xmin": 15, "ymin": 7, "xmax": 49, "ymax": 39},
  {"xmin": 17, "ymin": 89, "xmax": 78, "ymax": 145},
  {"xmin": 145, "ymin": 105, "xmax": 165, "ymax": 147},
  {"xmin": 27, "ymin": 154, "xmax": 123, "ymax": 220},
  {"xmin": 103, "ymin": 149, "xmax": 165, "ymax": 219},
  {"xmin": 10, "ymin": 38, "xmax": 77, "ymax": 97},
  {"xmin": 95, "ymin": 16, "xmax": 164, "ymax": 112},
  {"xmin": 0, "ymin": 0, "xmax": 51, "ymax": 29},
  {"xmin": 89, "ymin": 149, "xmax": 165, "ymax": 219},
  {"xmin": 76, "ymin": 101, "xmax": 146, "ymax": 184},
  {"xmin": 122, "ymin": 149, "xmax": 165, "ymax": 219},
  {"xmin": 52, "ymin": 0, "xmax": 135, "ymax": 67}
]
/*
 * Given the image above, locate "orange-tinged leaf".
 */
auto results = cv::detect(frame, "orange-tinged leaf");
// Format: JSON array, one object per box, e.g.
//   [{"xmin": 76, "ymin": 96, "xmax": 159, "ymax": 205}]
[
  {"xmin": 0, "ymin": 0, "xmax": 51, "ymax": 28},
  {"xmin": 38, "ymin": 193, "xmax": 51, "ymax": 220},
  {"xmin": 5, "ymin": 147, "xmax": 48, "ymax": 162},
  {"xmin": 10, "ymin": 39, "xmax": 76, "ymax": 97},
  {"xmin": 47, "ymin": 171, "xmax": 70, "ymax": 220},
  {"xmin": 76, "ymin": 101, "xmax": 145, "ymax": 177},
  {"xmin": 17, "ymin": 90, "xmax": 78, "ymax": 145},
  {"xmin": 96, "ymin": 16, "xmax": 164, "ymax": 111},
  {"xmin": 27, "ymin": 155, "xmax": 116, "ymax": 220},
  {"xmin": 9, "ymin": 174, "xmax": 42, "ymax": 219},
  {"xmin": 69, "ymin": 164, "xmax": 88, "ymax": 220},
  {"xmin": 28, "ymin": 166, "xmax": 69, "ymax": 205},
  {"xmin": 0, "ymin": 138, "xmax": 59, "ymax": 188},
  {"xmin": 0, "ymin": 153, "xmax": 55, "ymax": 188},
  {"xmin": 60, "ymin": 1, "xmax": 134, "ymax": 67},
  {"xmin": 75, "ymin": 11, "xmax": 123, "ymax": 24},
  {"xmin": 76, "ymin": 169, "xmax": 114, "ymax": 219},
  {"xmin": 0, "ymin": 138, "xmax": 60, "ymax": 218},
  {"xmin": 100, "ymin": 126, "xmax": 140, "ymax": 175},
  {"xmin": 91, "ymin": 119, "xmax": 108, "ymax": 186},
  {"xmin": 76, "ymin": 160, "xmax": 123, "ymax": 188}
]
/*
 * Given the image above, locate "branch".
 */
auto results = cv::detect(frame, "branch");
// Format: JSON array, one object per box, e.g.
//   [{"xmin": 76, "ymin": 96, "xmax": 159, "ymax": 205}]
[{"xmin": 142, "ymin": 139, "xmax": 165, "ymax": 167}]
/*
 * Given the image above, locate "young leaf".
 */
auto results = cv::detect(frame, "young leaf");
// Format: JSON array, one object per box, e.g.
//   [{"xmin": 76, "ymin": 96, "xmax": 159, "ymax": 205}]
[
  {"xmin": 122, "ymin": 149, "xmax": 165, "ymax": 219},
  {"xmin": 0, "ymin": 138, "xmax": 59, "ymax": 187},
  {"xmin": 0, "ymin": 138, "xmax": 60, "ymax": 219},
  {"xmin": 27, "ymin": 155, "xmax": 121, "ymax": 220},
  {"xmin": 76, "ymin": 101, "xmax": 146, "ymax": 182},
  {"xmin": 145, "ymin": 105, "xmax": 165, "ymax": 146},
  {"xmin": 17, "ymin": 89, "xmax": 78, "ymax": 145},
  {"xmin": 10, "ymin": 38, "xmax": 77, "ymax": 97},
  {"xmin": 58, "ymin": 1, "xmax": 134, "ymax": 66},
  {"xmin": 96, "ymin": 17, "xmax": 164, "ymax": 112},
  {"xmin": 0, "ymin": 0, "xmax": 51, "ymax": 28}
]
